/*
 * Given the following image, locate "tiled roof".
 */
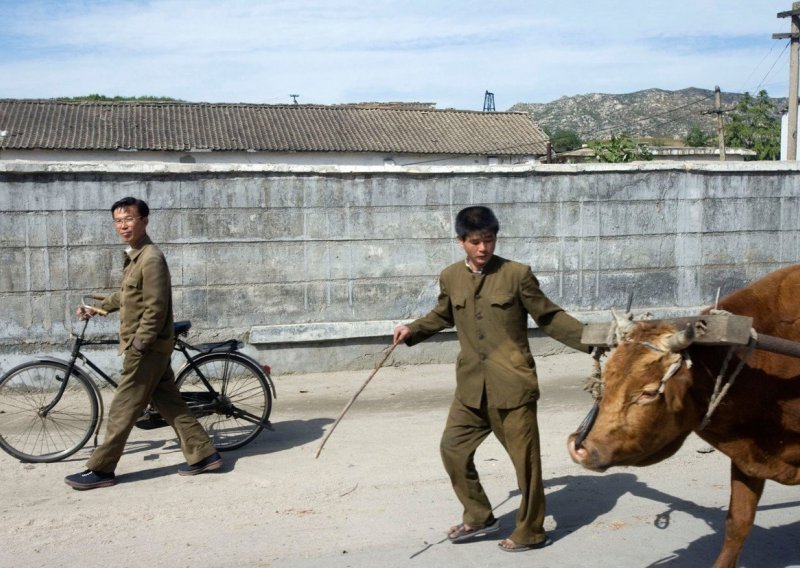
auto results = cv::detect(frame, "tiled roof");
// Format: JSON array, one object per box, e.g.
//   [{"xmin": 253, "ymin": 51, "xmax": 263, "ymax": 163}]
[{"xmin": 0, "ymin": 99, "xmax": 548, "ymax": 156}]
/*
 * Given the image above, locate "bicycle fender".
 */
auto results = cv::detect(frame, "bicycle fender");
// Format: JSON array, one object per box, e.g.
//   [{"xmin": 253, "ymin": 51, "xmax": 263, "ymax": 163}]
[
  {"xmin": 232, "ymin": 351, "xmax": 277, "ymax": 399},
  {"xmin": 177, "ymin": 352, "xmax": 277, "ymax": 399}
]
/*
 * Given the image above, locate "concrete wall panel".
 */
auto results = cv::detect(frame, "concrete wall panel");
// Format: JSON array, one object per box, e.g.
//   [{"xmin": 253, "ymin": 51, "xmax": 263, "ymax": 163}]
[{"xmin": 2, "ymin": 161, "xmax": 800, "ymax": 373}]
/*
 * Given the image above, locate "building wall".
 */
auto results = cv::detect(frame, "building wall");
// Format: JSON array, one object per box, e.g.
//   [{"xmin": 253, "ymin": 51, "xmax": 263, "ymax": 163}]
[{"xmin": 1, "ymin": 160, "xmax": 799, "ymax": 375}]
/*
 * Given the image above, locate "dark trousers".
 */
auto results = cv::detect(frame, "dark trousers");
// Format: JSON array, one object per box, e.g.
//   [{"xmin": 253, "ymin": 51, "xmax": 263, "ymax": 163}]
[
  {"xmin": 440, "ymin": 396, "xmax": 546, "ymax": 545},
  {"xmin": 86, "ymin": 349, "xmax": 216, "ymax": 473}
]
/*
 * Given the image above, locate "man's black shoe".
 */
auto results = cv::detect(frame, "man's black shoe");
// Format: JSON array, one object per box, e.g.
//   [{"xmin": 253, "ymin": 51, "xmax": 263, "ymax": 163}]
[
  {"xmin": 65, "ymin": 469, "xmax": 117, "ymax": 490},
  {"xmin": 134, "ymin": 414, "xmax": 169, "ymax": 430},
  {"xmin": 178, "ymin": 452, "xmax": 223, "ymax": 476}
]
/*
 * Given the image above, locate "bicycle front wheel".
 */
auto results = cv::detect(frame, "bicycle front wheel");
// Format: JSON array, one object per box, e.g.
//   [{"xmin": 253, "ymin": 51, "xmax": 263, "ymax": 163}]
[
  {"xmin": 0, "ymin": 361, "xmax": 99, "ymax": 462},
  {"xmin": 176, "ymin": 353, "xmax": 271, "ymax": 451}
]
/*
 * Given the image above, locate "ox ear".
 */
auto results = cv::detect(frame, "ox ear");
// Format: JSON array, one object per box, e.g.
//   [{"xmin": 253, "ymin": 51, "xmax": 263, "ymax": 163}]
[
  {"xmin": 612, "ymin": 309, "xmax": 635, "ymax": 343},
  {"xmin": 663, "ymin": 374, "xmax": 691, "ymax": 413}
]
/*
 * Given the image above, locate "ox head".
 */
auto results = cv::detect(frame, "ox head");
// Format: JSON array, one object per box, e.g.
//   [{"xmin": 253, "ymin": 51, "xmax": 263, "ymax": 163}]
[{"xmin": 568, "ymin": 319, "xmax": 705, "ymax": 472}]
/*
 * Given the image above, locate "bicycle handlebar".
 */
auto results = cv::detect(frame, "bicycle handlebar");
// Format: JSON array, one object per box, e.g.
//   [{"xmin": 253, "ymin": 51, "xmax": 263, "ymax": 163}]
[
  {"xmin": 82, "ymin": 305, "xmax": 109, "ymax": 316},
  {"xmin": 81, "ymin": 295, "xmax": 109, "ymax": 317}
]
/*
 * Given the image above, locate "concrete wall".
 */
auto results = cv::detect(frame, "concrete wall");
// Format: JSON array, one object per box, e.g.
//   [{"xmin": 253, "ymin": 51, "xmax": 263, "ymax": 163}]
[{"xmin": 1, "ymin": 160, "xmax": 799, "ymax": 375}]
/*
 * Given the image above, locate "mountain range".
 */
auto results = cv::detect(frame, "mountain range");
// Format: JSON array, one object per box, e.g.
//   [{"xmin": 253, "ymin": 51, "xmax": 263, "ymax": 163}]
[{"xmin": 509, "ymin": 87, "xmax": 787, "ymax": 141}]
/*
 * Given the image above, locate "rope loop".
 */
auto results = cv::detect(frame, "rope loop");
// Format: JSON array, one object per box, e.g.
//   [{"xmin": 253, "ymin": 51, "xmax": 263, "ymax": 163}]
[{"xmin": 698, "ymin": 328, "xmax": 758, "ymax": 430}]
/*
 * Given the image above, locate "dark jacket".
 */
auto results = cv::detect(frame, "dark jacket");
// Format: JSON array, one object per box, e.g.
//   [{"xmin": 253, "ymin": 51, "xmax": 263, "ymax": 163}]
[
  {"xmin": 406, "ymin": 255, "xmax": 588, "ymax": 409},
  {"xmin": 101, "ymin": 235, "xmax": 174, "ymax": 354}
]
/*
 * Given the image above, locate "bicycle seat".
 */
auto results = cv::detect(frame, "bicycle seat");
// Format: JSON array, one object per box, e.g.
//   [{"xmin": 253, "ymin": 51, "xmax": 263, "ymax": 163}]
[{"xmin": 174, "ymin": 321, "xmax": 192, "ymax": 336}]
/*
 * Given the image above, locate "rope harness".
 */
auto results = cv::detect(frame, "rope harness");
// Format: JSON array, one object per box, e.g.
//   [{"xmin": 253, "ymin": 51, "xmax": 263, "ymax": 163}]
[
  {"xmin": 581, "ymin": 313, "xmax": 760, "ymax": 440},
  {"xmin": 698, "ymin": 328, "xmax": 758, "ymax": 430}
]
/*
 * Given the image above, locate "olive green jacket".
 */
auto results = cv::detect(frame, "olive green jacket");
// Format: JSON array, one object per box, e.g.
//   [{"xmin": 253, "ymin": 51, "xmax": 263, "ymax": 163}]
[
  {"xmin": 406, "ymin": 255, "xmax": 588, "ymax": 409},
  {"xmin": 101, "ymin": 235, "xmax": 175, "ymax": 354}
]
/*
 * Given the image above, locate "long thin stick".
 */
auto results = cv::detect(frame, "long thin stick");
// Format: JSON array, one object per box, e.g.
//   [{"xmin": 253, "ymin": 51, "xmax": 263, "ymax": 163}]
[{"xmin": 314, "ymin": 342, "xmax": 398, "ymax": 459}]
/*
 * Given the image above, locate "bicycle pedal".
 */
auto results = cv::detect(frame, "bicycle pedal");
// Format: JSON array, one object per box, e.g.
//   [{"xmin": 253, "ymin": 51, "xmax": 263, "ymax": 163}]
[{"xmin": 134, "ymin": 416, "xmax": 169, "ymax": 430}]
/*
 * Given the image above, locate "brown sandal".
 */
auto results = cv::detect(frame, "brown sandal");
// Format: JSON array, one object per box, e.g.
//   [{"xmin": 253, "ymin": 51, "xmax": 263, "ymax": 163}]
[
  {"xmin": 498, "ymin": 537, "xmax": 552, "ymax": 552},
  {"xmin": 448, "ymin": 518, "xmax": 500, "ymax": 543}
]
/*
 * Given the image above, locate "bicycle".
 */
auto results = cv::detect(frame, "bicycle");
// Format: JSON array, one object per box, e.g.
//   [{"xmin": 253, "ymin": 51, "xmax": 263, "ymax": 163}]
[{"xmin": 0, "ymin": 300, "xmax": 275, "ymax": 463}]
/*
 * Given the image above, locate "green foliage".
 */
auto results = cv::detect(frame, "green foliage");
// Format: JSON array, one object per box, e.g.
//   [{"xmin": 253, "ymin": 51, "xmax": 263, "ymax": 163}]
[
  {"xmin": 724, "ymin": 90, "xmax": 780, "ymax": 160},
  {"xmin": 543, "ymin": 125, "xmax": 583, "ymax": 152},
  {"xmin": 589, "ymin": 134, "xmax": 653, "ymax": 163},
  {"xmin": 548, "ymin": 128, "xmax": 583, "ymax": 153},
  {"xmin": 684, "ymin": 126, "xmax": 713, "ymax": 147},
  {"xmin": 59, "ymin": 94, "xmax": 181, "ymax": 102}
]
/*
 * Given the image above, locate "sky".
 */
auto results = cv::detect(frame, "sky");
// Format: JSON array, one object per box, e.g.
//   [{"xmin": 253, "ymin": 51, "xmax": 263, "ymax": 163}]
[{"xmin": 1, "ymin": 0, "xmax": 796, "ymax": 111}]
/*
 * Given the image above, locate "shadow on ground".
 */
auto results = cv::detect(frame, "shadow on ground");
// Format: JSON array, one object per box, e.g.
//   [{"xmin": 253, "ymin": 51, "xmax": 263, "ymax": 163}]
[{"xmin": 488, "ymin": 473, "xmax": 800, "ymax": 567}]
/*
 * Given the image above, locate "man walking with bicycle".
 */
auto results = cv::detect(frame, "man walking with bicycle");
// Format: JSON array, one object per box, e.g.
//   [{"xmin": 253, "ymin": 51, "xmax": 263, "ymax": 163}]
[{"xmin": 65, "ymin": 197, "xmax": 222, "ymax": 490}]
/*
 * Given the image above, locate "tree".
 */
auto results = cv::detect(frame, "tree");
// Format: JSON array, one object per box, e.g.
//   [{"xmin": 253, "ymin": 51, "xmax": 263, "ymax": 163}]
[
  {"xmin": 589, "ymin": 134, "xmax": 653, "ymax": 163},
  {"xmin": 546, "ymin": 128, "xmax": 583, "ymax": 153},
  {"xmin": 724, "ymin": 90, "xmax": 780, "ymax": 160},
  {"xmin": 684, "ymin": 126, "xmax": 712, "ymax": 147},
  {"xmin": 59, "ymin": 94, "xmax": 181, "ymax": 102}
]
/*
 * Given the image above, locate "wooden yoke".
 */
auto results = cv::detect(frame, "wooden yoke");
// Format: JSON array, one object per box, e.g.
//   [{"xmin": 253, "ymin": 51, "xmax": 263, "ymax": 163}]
[
  {"xmin": 583, "ymin": 313, "xmax": 800, "ymax": 359},
  {"xmin": 581, "ymin": 314, "xmax": 754, "ymax": 348}
]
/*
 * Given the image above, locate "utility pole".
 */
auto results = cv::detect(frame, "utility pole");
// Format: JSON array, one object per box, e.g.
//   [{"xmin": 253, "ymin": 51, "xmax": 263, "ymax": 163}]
[
  {"xmin": 715, "ymin": 86, "xmax": 726, "ymax": 161},
  {"xmin": 290, "ymin": 94, "xmax": 300, "ymax": 104},
  {"xmin": 701, "ymin": 86, "xmax": 729, "ymax": 161},
  {"xmin": 774, "ymin": 3, "xmax": 800, "ymax": 160}
]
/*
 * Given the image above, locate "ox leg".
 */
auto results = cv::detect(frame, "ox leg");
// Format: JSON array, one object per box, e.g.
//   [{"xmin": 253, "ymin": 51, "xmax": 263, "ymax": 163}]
[{"xmin": 712, "ymin": 462, "xmax": 765, "ymax": 568}]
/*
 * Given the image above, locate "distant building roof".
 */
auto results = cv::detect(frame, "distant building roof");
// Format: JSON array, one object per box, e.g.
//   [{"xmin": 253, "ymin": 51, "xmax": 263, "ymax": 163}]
[
  {"xmin": 0, "ymin": 99, "xmax": 548, "ymax": 156},
  {"xmin": 648, "ymin": 146, "xmax": 757, "ymax": 159}
]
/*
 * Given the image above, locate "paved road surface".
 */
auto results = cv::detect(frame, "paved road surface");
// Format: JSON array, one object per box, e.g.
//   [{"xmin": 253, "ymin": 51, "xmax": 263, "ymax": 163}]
[{"xmin": 2, "ymin": 353, "xmax": 798, "ymax": 567}]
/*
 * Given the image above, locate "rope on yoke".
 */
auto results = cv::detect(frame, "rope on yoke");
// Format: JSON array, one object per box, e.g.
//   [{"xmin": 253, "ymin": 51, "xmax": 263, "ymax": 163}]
[
  {"xmin": 584, "ymin": 347, "xmax": 606, "ymax": 401},
  {"xmin": 698, "ymin": 328, "xmax": 758, "ymax": 430}
]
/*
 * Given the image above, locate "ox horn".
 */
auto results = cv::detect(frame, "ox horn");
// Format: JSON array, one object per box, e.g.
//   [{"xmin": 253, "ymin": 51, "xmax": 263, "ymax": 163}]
[
  {"xmin": 611, "ymin": 309, "xmax": 635, "ymax": 343},
  {"xmin": 667, "ymin": 322, "xmax": 696, "ymax": 352}
]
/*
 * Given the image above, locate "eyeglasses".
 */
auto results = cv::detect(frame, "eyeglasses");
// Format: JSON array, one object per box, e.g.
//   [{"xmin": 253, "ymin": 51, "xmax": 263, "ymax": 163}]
[{"xmin": 112, "ymin": 216, "xmax": 142, "ymax": 226}]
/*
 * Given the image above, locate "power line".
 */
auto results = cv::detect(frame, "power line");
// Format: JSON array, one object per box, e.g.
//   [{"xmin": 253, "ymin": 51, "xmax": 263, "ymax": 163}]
[
  {"xmin": 739, "ymin": 43, "xmax": 780, "ymax": 93},
  {"xmin": 773, "ymin": 2, "xmax": 800, "ymax": 159},
  {"xmin": 754, "ymin": 41, "xmax": 790, "ymax": 93},
  {"xmin": 573, "ymin": 92, "xmax": 715, "ymax": 139}
]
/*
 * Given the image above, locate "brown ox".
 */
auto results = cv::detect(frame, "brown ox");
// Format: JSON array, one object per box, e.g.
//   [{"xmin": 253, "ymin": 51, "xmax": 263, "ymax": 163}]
[{"xmin": 567, "ymin": 264, "xmax": 800, "ymax": 568}]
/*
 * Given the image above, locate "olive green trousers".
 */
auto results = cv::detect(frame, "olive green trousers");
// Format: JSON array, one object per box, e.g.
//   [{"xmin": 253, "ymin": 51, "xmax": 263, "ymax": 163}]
[
  {"xmin": 86, "ymin": 349, "xmax": 216, "ymax": 473},
  {"xmin": 440, "ymin": 396, "xmax": 547, "ymax": 545}
]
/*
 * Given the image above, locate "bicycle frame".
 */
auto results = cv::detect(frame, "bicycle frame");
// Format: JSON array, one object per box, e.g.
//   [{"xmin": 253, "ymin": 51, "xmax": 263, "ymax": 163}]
[
  {"xmin": 44, "ymin": 322, "xmax": 275, "ymax": 416},
  {"xmin": 36, "ymin": 320, "xmax": 114, "ymax": 429}
]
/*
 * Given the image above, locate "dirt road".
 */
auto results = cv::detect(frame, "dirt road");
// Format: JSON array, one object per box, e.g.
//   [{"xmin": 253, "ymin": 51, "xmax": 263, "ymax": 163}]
[{"xmin": 2, "ymin": 353, "xmax": 798, "ymax": 567}]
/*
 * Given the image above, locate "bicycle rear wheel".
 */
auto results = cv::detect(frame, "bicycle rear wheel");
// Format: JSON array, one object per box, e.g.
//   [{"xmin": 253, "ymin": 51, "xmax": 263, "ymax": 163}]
[
  {"xmin": 176, "ymin": 353, "xmax": 271, "ymax": 451},
  {"xmin": 0, "ymin": 361, "xmax": 99, "ymax": 462}
]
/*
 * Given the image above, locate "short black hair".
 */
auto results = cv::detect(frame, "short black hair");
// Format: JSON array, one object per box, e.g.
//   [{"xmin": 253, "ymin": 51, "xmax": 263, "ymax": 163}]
[
  {"xmin": 455, "ymin": 206, "xmax": 499, "ymax": 238},
  {"xmin": 110, "ymin": 197, "xmax": 149, "ymax": 218}
]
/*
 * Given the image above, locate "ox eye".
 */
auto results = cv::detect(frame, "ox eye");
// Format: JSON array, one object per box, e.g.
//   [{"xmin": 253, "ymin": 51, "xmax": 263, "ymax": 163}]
[{"xmin": 635, "ymin": 383, "xmax": 661, "ymax": 404}]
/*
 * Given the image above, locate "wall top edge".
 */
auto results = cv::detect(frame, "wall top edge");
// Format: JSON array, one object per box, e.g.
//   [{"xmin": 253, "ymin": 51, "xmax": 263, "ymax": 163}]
[
  {"xmin": 249, "ymin": 307, "xmax": 704, "ymax": 344},
  {"xmin": 3, "ymin": 159, "xmax": 800, "ymax": 176}
]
